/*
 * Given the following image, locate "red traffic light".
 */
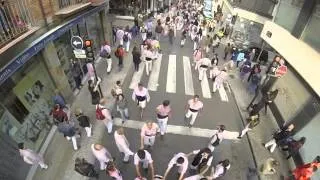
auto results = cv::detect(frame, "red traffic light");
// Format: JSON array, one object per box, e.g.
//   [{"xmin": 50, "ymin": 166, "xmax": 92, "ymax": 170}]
[{"xmin": 84, "ymin": 40, "xmax": 92, "ymax": 47}]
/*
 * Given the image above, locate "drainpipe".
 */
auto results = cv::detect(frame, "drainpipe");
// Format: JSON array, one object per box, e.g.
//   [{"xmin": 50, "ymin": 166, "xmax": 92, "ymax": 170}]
[{"xmin": 38, "ymin": 0, "xmax": 49, "ymax": 27}]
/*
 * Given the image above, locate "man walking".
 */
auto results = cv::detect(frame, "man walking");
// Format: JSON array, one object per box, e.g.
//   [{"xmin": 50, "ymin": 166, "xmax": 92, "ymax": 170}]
[
  {"xmin": 115, "ymin": 45, "xmax": 125, "ymax": 70},
  {"xmin": 57, "ymin": 121, "xmax": 79, "ymax": 150},
  {"xmin": 156, "ymin": 100, "xmax": 172, "ymax": 138},
  {"xmin": 114, "ymin": 128, "xmax": 134, "ymax": 163},
  {"xmin": 100, "ymin": 41, "xmax": 112, "ymax": 74},
  {"xmin": 140, "ymin": 121, "xmax": 159, "ymax": 149},
  {"xmin": 18, "ymin": 143, "xmax": 48, "ymax": 169},
  {"xmin": 91, "ymin": 144, "xmax": 112, "ymax": 170},
  {"xmin": 190, "ymin": 148, "xmax": 213, "ymax": 174},
  {"xmin": 208, "ymin": 125, "xmax": 225, "ymax": 152},
  {"xmin": 185, "ymin": 95, "xmax": 203, "ymax": 128},
  {"xmin": 263, "ymin": 124, "xmax": 295, "ymax": 153},
  {"xmin": 212, "ymin": 69, "xmax": 228, "ymax": 93},
  {"xmin": 134, "ymin": 149, "xmax": 155, "ymax": 179},
  {"xmin": 163, "ymin": 152, "xmax": 192, "ymax": 180},
  {"xmin": 198, "ymin": 57, "xmax": 211, "ymax": 81},
  {"xmin": 123, "ymin": 31, "xmax": 132, "ymax": 52},
  {"xmin": 132, "ymin": 83, "xmax": 150, "ymax": 119},
  {"xmin": 96, "ymin": 98, "xmax": 113, "ymax": 134}
]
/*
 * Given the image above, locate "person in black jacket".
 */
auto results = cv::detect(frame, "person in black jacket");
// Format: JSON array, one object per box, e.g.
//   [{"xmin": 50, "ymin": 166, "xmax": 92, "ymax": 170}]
[
  {"xmin": 263, "ymin": 124, "xmax": 295, "ymax": 153},
  {"xmin": 75, "ymin": 108, "xmax": 92, "ymax": 137},
  {"xmin": 132, "ymin": 46, "xmax": 141, "ymax": 71},
  {"xmin": 58, "ymin": 121, "xmax": 79, "ymax": 150}
]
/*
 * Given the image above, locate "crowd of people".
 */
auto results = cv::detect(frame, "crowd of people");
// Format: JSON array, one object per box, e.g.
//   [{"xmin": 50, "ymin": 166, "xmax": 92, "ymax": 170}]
[{"xmin": 16, "ymin": 0, "xmax": 320, "ymax": 180}]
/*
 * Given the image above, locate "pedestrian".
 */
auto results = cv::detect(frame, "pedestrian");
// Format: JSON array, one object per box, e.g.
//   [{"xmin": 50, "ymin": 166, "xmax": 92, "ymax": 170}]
[
  {"xmin": 111, "ymin": 80, "xmax": 123, "ymax": 98},
  {"xmin": 204, "ymin": 35, "xmax": 211, "ymax": 53},
  {"xmin": 190, "ymin": 148, "xmax": 213, "ymax": 174},
  {"xmin": 18, "ymin": 143, "xmax": 48, "ymax": 169},
  {"xmin": 140, "ymin": 121, "xmax": 159, "ymax": 149},
  {"xmin": 116, "ymin": 28, "xmax": 125, "ymax": 45},
  {"xmin": 208, "ymin": 159, "xmax": 231, "ymax": 179},
  {"xmin": 168, "ymin": 27, "xmax": 174, "ymax": 44},
  {"xmin": 88, "ymin": 77, "xmax": 101, "ymax": 105},
  {"xmin": 263, "ymin": 124, "xmax": 295, "ymax": 153},
  {"xmin": 247, "ymin": 63, "xmax": 261, "ymax": 82},
  {"xmin": 211, "ymin": 54, "xmax": 219, "ymax": 67},
  {"xmin": 239, "ymin": 59, "xmax": 251, "ymax": 80},
  {"xmin": 106, "ymin": 161, "xmax": 123, "ymax": 180},
  {"xmin": 140, "ymin": 25, "xmax": 148, "ymax": 41},
  {"xmin": 132, "ymin": 45, "xmax": 142, "ymax": 71},
  {"xmin": 74, "ymin": 157, "xmax": 99, "ymax": 178},
  {"xmin": 287, "ymin": 158, "xmax": 320, "ymax": 180},
  {"xmin": 248, "ymin": 89, "xmax": 279, "ymax": 115},
  {"xmin": 50, "ymin": 104, "xmax": 68, "ymax": 125},
  {"xmin": 224, "ymin": 43, "xmax": 232, "ymax": 60},
  {"xmin": 144, "ymin": 45, "xmax": 155, "ymax": 76},
  {"xmin": 212, "ymin": 69, "xmax": 228, "ymax": 93},
  {"xmin": 123, "ymin": 30, "xmax": 132, "ymax": 52},
  {"xmin": 96, "ymin": 98, "xmax": 113, "ymax": 134},
  {"xmin": 156, "ymin": 100, "xmax": 172, "ymax": 137},
  {"xmin": 57, "ymin": 121, "xmax": 79, "ymax": 150},
  {"xmin": 134, "ymin": 149, "xmax": 155, "ymax": 179},
  {"xmin": 155, "ymin": 22, "xmax": 163, "ymax": 40},
  {"xmin": 260, "ymin": 158, "xmax": 279, "ymax": 175},
  {"xmin": 282, "ymin": 137, "xmax": 306, "ymax": 160},
  {"xmin": 193, "ymin": 35, "xmax": 199, "ymax": 50},
  {"xmin": 91, "ymin": 144, "xmax": 113, "ymax": 170},
  {"xmin": 193, "ymin": 48, "xmax": 202, "ymax": 70},
  {"xmin": 114, "ymin": 128, "xmax": 134, "ymax": 163},
  {"xmin": 197, "ymin": 27, "xmax": 202, "ymax": 40},
  {"xmin": 208, "ymin": 125, "xmax": 225, "ymax": 152},
  {"xmin": 163, "ymin": 152, "xmax": 192, "ymax": 180},
  {"xmin": 132, "ymin": 83, "xmax": 150, "ymax": 119},
  {"xmin": 70, "ymin": 59, "xmax": 83, "ymax": 89},
  {"xmin": 100, "ymin": 41, "xmax": 112, "ymax": 74},
  {"xmin": 116, "ymin": 94, "xmax": 129, "ymax": 124},
  {"xmin": 75, "ymin": 108, "xmax": 92, "ymax": 137},
  {"xmin": 115, "ymin": 45, "xmax": 125, "ymax": 70},
  {"xmin": 181, "ymin": 28, "xmax": 187, "ymax": 47},
  {"xmin": 198, "ymin": 57, "xmax": 211, "ymax": 81},
  {"xmin": 53, "ymin": 89, "xmax": 66, "ymax": 109},
  {"xmin": 112, "ymin": 27, "xmax": 117, "ymax": 44},
  {"xmin": 185, "ymin": 95, "xmax": 203, "ymax": 128},
  {"xmin": 248, "ymin": 68, "xmax": 261, "ymax": 94}
]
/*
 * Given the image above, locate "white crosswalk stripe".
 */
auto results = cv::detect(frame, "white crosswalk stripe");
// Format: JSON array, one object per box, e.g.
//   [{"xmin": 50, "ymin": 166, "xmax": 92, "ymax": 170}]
[
  {"xmin": 129, "ymin": 63, "xmax": 145, "ymax": 89},
  {"xmin": 127, "ymin": 54, "xmax": 230, "ymax": 101},
  {"xmin": 166, "ymin": 55, "xmax": 176, "ymax": 93},
  {"xmin": 200, "ymin": 73, "xmax": 212, "ymax": 99},
  {"xmin": 183, "ymin": 56, "xmax": 195, "ymax": 95},
  {"xmin": 148, "ymin": 54, "xmax": 162, "ymax": 91}
]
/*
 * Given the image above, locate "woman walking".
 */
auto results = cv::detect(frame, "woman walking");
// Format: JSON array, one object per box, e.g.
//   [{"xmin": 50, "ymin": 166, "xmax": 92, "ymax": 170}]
[
  {"xmin": 88, "ymin": 77, "xmax": 101, "ymax": 105},
  {"xmin": 116, "ymin": 94, "xmax": 129, "ymax": 124},
  {"xmin": 114, "ymin": 128, "xmax": 134, "ymax": 163},
  {"xmin": 132, "ymin": 46, "xmax": 141, "ymax": 71}
]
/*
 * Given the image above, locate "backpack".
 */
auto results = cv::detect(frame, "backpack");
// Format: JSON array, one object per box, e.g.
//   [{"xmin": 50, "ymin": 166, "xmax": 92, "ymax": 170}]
[
  {"xmin": 241, "ymin": 65, "xmax": 251, "ymax": 73},
  {"xmin": 96, "ymin": 106, "xmax": 106, "ymax": 120},
  {"xmin": 100, "ymin": 48, "xmax": 109, "ymax": 58},
  {"xmin": 123, "ymin": 33, "xmax": 129, "ymax": 42},
  {"xmin": 115, "ymin": 48, "xmax": 124, "ymax": 57},
  {"xmin": 74, "ymin": 158, "xmax": 98, "ymax": 178}
]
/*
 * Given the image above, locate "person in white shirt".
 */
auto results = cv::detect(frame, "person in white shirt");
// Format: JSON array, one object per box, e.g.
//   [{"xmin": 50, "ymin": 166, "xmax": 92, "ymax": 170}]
[
  {"xmin": 163, "ymin": 152, "xmax": 193, "ymax": 180},
  {"xmin": 123, "ymin": 31, "xmax": 132, "ymax": 52},
  {"xmin": 100, "ymin": 42, "xmax": 112, "ymax": 74},
  {"xmin": 212, "ymin": 69, "xmax": 228, "ymax": 93},
  {"xmin": 144, "ymin": 45, "xmax": 156, "ymax": 76},
  {"xmin": 91, "ymin": 144, "xmax": 113, "ymax": 170},
  {"xmin": 208, "ymin": 125, "xmax": 225, "ymax": 152},
  {"xmin": 132, "ymin": 83, "xmax": 151, "ymax": 119},
  {"xmin": 18, "ymin": 143, "xmax": 48, "ymax": 169},
  {"xmin": 185, "ymin": 95, "xmax": 204, "ymax": 128},
  {"xmin": 96, "ymin": 98, "xmax": 113, "ymax": 134},
  {"xmin": 190, "ymin": 148, "xmax": 213, "ymax": 175},
  {"xmin": 198, "ymin": 58, "xmax": 211, "ymax": 81},
  {"xmin": 208, "ymin": 159, "xmax": 231, "ymax": 179},
  {"xmin": 114, "ymin": 128, "xmax": 134, "ymax": 163},
  {"xmin": 116, "ymin": 28, "xmax": 125, "ymax": 45},
  {"xmin": 140, "ymin": 121, "xmax": 159, "ymax": 149},
  {"xmin": 134, "ymin": 149, "xmax": 155, "ymax": 179}
]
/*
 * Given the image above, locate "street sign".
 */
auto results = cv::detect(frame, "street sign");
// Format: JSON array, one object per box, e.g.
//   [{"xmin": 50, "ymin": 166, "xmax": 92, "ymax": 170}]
[
  {"xmin": 73, "ymin": 49, "xmax": 86, "ymax": 59},
  {"xmin": 71, "ymin": 36, "xmax": 83, "ymax": 49}
]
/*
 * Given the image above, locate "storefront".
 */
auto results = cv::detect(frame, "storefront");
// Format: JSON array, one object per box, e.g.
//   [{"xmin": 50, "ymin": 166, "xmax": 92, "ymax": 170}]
[{"xmin": 0, "ymin": 5, "xmax": 108, "ymax": 179}]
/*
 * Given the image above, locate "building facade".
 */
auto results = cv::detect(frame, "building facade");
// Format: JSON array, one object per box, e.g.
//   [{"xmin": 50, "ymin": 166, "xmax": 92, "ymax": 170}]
[{"xmin": 0, "ymin": 0, "xmax": 110, "ymax": 179}]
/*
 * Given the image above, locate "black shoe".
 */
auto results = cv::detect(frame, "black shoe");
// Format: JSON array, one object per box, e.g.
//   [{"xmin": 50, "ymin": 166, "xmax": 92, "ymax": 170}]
[
  {"xmin": 237, "ymin": 136, "xmax": 242, "ymax": 139},
  {"xmin": 160, "ymin": 135, "xmax": 164, "ymax": 140},
  {"xmin": 188, "ymin": 124, "xmax": 192, "ymax": 128}
]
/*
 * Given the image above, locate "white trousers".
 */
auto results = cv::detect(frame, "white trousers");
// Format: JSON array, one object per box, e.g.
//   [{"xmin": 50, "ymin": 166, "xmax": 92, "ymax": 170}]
[
  {"xmin": 66, "ymin": 136, "xmax": 78, "ymax": 150},
  {"xmin": 123, "ymin": 150, "xmax": 134, "ymax": 161},
  {"xmin": 185, "ymin": 109, "xmax": 198, "ymax": 125},
  {"xmin": 265, "ymin": 139, "xmax": 277, "ymax": 153},
  {"xmin": 141, "ymin": 33, "xmax": 147, "ymax": 41},
  {"xmin": 193, "ymin": 42, "xmax": 198, "ymax": 50},
  {"xmin": 194, "ymin": 60, "xmax": 201, "ymax": 71},
  {"xmin": 213, "ymin": 81, "xmax": 222, "ymax": 93},
  {"xmin": 198, "ymin": 67, "xmax": 208, "ymax": 81},
  {"xmin": 106, "ymin": 58, "xmax": 112, "ymax": 73},
  {"xmin": 206, "ymin": 46, "xmax": 210, "ymax": 53},
  {"xmin": 208, "ymin": 144, "xmax": 215, "ymax": 152},
  {"xmin": 38, "ymin": 161, "xmax": 48, "ymax": 169},
  {"xmin": 103, "ymin": 119, "xmax": 113, "ymax": 133},
  {"xmin": 145, "ymin": 60, "xmax": 153, "ymax": 75},
  {"xmin": 125, "ymin": 41, "xmax": 130, "ymax": 52},
  {"xmin": 138, "ymin": 100, "xmax": 147, "ymax": 109},
  {"xmin": 119, "ymin": 39, "xmax": 123, "ymax": 45},
  {"xmin": 157, "ymin": 117, "xmax": 168, "ymax": 135},
  {"xmin": 144, "ymin": 136, "xmax": 155, "ymax": 146},
  {"xmin": 84, "ymin": 125, "xmax": 92, "ymax": 137}
]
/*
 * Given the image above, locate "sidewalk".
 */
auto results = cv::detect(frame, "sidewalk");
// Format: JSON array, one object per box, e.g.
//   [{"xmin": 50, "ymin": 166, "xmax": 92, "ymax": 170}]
[
  {"xmin": 228, "ymin": 65, "xmax": 294, "ymax": 180},
  {"xmin": 31, "ymin": 46, "xmax": 134, "ymax": 180}
]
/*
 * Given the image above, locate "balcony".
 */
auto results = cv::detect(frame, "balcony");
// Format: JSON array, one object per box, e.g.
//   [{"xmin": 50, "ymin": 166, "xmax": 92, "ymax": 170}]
[
  {"xmin": 227, "ymin": 0, "xmax": 277, "ymax": 19},
  {"xmin": 54, "ymin": 0, "xmax": 92, "ymax": 17},
  {"xmin": 0, "ymin": 0, "xmax": 38, "ymax": 53}
]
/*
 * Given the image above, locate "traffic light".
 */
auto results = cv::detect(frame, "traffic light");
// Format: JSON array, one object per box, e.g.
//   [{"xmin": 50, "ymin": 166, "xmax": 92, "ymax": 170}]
[{"xmin": 84, "ymin": 40, "xmax": 94, "ymax": 62}]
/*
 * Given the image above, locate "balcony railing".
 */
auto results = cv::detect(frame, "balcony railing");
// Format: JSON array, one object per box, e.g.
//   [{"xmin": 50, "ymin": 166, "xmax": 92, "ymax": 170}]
[
  {"xmin": 55, "ymin": 0, "xmax": 92, "ymax": 17},
  {"xmin": 227, "ymin": 0, "xmax": 276, "ymax": 19},
  {"xmin": 0, "ymin": 0, "xmax": 35, "ymax": 49},
  {"xmin": 58, "ymin": 0, "xmax": 89, "ymax": 9}
]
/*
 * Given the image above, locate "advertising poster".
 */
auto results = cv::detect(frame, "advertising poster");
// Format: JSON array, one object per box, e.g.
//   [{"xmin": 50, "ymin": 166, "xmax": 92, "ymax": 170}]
[{"xmin": 203, "ymin": 0, "xmax": 213, "ymax": 19}]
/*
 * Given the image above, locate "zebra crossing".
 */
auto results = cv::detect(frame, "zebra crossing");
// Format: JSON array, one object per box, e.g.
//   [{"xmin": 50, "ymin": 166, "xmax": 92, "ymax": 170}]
[{"xmin": 129, "ymin": 54, "xmax": 230, "ymax": 102}]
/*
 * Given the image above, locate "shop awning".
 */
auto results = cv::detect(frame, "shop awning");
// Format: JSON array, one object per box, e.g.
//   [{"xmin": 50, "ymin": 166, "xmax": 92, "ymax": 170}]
[{"xmin": 260, "ymin": 21, "xmax": 320, "ymax": 97}]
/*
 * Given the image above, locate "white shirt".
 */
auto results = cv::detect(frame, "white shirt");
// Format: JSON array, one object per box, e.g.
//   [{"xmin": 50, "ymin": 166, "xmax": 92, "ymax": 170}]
[
  {"xmin": 212, "ymin": 163, "xmax": 230, "ymax": 178},
  {"xmin": 167, "ymin": 153, "xmax": 188, "ymax": 175},
  {"xmin": 132, "ymin": 87, "xmax": 150, "ymax": 101},
  {"xmin": 199, "ymin": 58, "xmax": 211, "ymax": 67},
  {"xmin": 141, "ymin": 123, "xmax": 159, "ymax": 136},
  {"xmin": 19, "ymin": 149, "xmax": 42, "ymax": 165},
  {"xmin": 188, "ymin": 99, "xmax": 203, "ymax": 110},
  {"xmin": 91, "ymin": 144, "xmax": 111, "ymax": 162},
  {"xmin": 134, "ymin": 150, "xmax": 153, "ymax": 165}
]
